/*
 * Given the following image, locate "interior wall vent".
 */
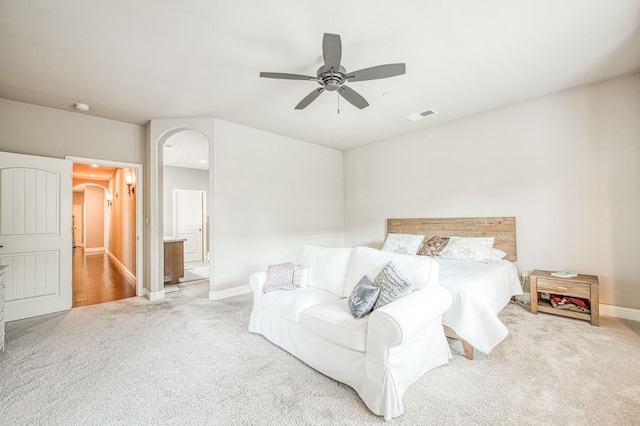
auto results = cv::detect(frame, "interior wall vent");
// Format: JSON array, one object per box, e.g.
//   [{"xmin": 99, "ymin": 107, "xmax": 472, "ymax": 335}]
[{"xmin": 406, "ymin": 109, "xmax": 438, "ymax": 122}]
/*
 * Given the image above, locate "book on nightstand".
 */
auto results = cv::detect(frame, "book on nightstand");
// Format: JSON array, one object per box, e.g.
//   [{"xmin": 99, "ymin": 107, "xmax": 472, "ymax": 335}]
[{"xmin": 550, "ymin": 271, "xmax": 578, "ymax": 278}]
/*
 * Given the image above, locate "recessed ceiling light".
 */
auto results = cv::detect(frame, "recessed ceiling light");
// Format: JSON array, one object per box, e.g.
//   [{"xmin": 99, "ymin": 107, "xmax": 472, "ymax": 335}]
[
  {"xmin": 74, "ymin": 102, "xmax": 91, "ymax": 112},
  {"xmin": 199, "ymin": 160, "xmax": 207, "ymax": 164},
  {"xmin": 91, "ymin": 164, "xmax": 98, "ymax": 168},
  {"xmin": 406, "ymin": 109, "xmax": 438, "ymax": 122},
  {"xmin": 89, "ymin": 174, "xmax": 95, "ymax": 177},
  {"xmin": 164, "ymin": 144, "xmax": 175, "ymax": 150},
  {"xmin": 382, "ymin": 92, "xmax": 392, "ymax": 97}
]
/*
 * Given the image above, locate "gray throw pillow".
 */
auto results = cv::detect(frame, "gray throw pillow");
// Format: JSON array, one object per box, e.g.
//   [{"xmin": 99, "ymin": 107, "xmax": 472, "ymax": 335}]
[
  {"xmin": 372, "ymin": 261, "xmax": 412, "ymax": 310},
  {"xmin": 348, "ymin": 276, "xmax": 380, "ymax": 319}
]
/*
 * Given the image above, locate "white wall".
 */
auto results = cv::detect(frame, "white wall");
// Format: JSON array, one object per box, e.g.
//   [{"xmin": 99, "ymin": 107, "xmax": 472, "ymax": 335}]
[
  {"xmin": 162, "ymin": 165, "xmax": 209, "ymax": 239},
  {"xmin": 0, "ymin": 99, "xmax": 145, "ymax": 163},
  {"xmin": 212, "ymin": 119, "xmax": 344, "ymax": 291},
  {"xmin": 344, "ymin": 73, "xmax": 640, "ymax": 310}
]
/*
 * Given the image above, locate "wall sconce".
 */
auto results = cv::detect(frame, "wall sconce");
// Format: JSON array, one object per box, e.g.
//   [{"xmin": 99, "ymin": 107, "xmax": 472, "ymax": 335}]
[
  {"xmin": 105, "ymin": 192, "xmax": 112, "ymax": 207},
  {"xmin": 125, "ymin": 171, "xmax": 135, "ymax": 196}
]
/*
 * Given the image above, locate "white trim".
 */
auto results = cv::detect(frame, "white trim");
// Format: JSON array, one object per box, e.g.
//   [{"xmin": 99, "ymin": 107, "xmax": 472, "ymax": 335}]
[
  {"xmin": 106, "ymin": 249, "xmax": 136, "ymax": 287},
  {"xmin": 84, "ymin": 247, "xmax": 105, "ymax": 253},
  {"xmin": 600, "ymin": 304, "xmax": 640, "ymax": 322},
  {"xmin": 145, "ymin": 287, "xmax": 165, "ymax": 301},
  {"xmin": 209, "ymin": 285, "xmax": 251, "ymax": 300},
  {"xmin": 66, "ymin": 155, "xmax": 144, "ymax": 298},
  {"xmin": 149, "ymin": 119, "xmax": 215, "ymax": 298}
]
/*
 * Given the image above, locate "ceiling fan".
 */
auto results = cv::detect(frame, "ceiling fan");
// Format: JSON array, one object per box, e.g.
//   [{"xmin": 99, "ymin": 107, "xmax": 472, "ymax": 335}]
[{"xmin": 260, "ymin": 33, "xmax": 406, "ymax": 110}]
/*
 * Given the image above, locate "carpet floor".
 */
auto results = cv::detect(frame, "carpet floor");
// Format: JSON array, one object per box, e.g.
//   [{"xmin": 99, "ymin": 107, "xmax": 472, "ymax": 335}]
[{"xmin": 1, "ymin": 290, "xmax": 639, "ymax": 425}]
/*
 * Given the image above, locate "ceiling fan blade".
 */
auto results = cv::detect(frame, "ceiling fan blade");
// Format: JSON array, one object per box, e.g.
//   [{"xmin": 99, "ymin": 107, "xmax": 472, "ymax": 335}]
[
  {"xmin": 295, "ymin": 88, "xmax": 325, "ymax": 110},
  {"xmin": 347, "ymin": 63, "xmax": 406, "ymax": 82},
  {"xmin": 322, "ymin": 33, "xmax": 342, "ymax": 71},
  {"xmin": 338, "ymin": 85, "xmax": 369, "ymax": 109},
  {"xmin": 259, "ymin": 72, "xmax": 317, "ymax": 81}
]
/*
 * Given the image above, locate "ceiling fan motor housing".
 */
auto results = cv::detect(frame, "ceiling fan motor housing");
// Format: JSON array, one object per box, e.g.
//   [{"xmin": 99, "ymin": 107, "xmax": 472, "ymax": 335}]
[{"xmin": 317, "ymin": 65, "xmax": 346, "ymax": 91}]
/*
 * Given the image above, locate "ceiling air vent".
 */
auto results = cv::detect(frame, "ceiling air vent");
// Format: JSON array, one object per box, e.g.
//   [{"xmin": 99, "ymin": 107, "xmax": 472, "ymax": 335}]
[{"xmin": 406, "ymin": 109, "xmax": 438, "ymax": 122}]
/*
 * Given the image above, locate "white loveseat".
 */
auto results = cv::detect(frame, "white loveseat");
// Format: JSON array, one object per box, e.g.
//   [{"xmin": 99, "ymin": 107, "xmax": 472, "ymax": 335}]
[{"xmin": 248, "ymin": 246, "xmax": 453, "ymax": 420}]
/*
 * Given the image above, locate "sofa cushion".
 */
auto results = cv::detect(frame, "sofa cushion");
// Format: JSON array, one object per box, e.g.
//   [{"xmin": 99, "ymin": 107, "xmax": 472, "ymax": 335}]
[
  {"xmin": 301, "ymin": 299, "xmax": 369, "ymax": 352},
  {"xmin": 343, "ymin": 246, "xmax": 439, "ymax": 298},
  {"xmin": 261, "ymin": 287, "xmax": 339, "ymax": 323},
  {"xmin": 299, "ymin": 246, "xmax": 353, "ymax": 297}
]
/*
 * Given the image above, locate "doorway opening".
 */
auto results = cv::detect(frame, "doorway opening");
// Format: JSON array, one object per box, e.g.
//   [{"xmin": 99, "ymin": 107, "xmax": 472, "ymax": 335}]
[
  {"xmin": 67, "ymin": 157, "xmax": 143, "ymax": 306},
  {"xmin": 162, "ymin": 130, "xmax": 210, "ymax": 295}
]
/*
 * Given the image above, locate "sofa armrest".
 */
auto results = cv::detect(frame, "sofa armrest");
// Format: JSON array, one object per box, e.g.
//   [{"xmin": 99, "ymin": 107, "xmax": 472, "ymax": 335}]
[
  {"xmin": 248, "ymin": 271, "xmax": 267, "ymax": 334},
  {"xmin": 249, "ymin": 271, "xmax": 267, "ymax": 294},
  {"xmin": 368, "ymin": 285, "xmax": 452, "ymax": 347}
]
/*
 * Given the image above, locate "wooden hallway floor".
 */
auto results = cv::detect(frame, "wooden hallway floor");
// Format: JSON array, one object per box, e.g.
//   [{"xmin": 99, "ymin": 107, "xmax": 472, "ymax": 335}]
[{"xmin": 73, "ymin": 247, "xmax": 136, "ymax": 307}]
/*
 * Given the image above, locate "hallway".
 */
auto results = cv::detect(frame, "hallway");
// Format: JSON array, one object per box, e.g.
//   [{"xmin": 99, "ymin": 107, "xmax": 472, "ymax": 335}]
[{"xmin": 72, "ymin": 247, "xmax": 136, "ymax": 307}]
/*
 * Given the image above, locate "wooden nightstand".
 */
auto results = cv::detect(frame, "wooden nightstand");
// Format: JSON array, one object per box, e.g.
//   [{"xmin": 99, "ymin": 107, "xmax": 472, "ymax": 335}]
[{"xmin": 529, "ymin": 270, "xmax": 599, "ymax": 326}]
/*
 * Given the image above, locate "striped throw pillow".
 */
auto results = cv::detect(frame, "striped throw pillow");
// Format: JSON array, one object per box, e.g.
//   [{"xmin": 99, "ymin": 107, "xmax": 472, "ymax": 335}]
[{"xmin": 371, "ymin": 261, "xmax": 412, "ymax": 310}]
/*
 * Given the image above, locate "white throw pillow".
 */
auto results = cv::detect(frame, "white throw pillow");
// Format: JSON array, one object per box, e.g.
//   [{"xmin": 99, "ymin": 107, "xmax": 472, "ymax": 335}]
[
  {"xmin": 299, "ymin": 246, "xmax": 353, "ymax": 297},
  {"xmin": 437, "ymin": 237, "xmax": 495, "ymax": 262},
  {"xmin": 343, "ymin": 246, "xmax": 439, "ymax": 298},
  {"xmin": 381, "ymin": 233, "xmax": 424, "ymax": 255},
  {"xmin": 293, "ymin": 266, "xmax": 310, "ymax": 288},
  {"xmin": 489, "ymin": 248, "xmax": 508, "ymax": 262}
]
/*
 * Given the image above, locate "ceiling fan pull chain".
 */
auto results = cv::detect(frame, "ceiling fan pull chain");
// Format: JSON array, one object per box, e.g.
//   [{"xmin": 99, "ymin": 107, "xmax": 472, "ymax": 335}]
[{"xmin": 337, "ymin": 92, "xmax": 340, "ymax": 115}]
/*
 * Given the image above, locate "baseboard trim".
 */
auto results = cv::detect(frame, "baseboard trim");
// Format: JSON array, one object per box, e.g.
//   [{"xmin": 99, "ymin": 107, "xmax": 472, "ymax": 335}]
[
  {"xmin": 106, "ymin": 250, "xmax": 136, "ymax": 287},
  {"xmin": 600, "ymin": 304, "xmax": 640, "ymax": 322},
  {"xmin": 84, "ymin": 247, "xmax": 104, "ymax": 253},
  {"xmin": 145, "ymin": 288, "xmax": 165, "ymax": 301},
  {"xmin": 209, "ymin": 285, "xmax": 251, "ymax": 301}
]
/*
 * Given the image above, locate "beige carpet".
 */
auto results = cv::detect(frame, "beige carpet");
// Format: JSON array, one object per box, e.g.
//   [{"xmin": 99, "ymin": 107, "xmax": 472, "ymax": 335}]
[{"xmin": 1, "ymin": 290, "xmax": 639, "ymax": 425}]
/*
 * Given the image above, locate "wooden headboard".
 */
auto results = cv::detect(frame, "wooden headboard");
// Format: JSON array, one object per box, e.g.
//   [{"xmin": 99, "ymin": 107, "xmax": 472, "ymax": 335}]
[{"xmin": 387, "ymin": 217, "xmax": 517, "ymax": 261}]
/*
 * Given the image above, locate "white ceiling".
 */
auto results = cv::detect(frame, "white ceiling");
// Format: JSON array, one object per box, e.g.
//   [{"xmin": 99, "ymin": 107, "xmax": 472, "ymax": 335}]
[
  {"xmin": 1, "ymin": 0, "xmax": 639, "ymax": 151},
  {"xmin": 163, "ymin": 130, "xmax": 210, "ymax": 170}
]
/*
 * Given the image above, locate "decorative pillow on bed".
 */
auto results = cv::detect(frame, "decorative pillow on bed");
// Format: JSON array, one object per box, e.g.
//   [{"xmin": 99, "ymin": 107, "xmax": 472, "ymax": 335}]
[
  {"xmin": 371, "ymin": 261, "xmax": 412, "ymax": 310},
  {"xmin": 437, "ymin": 237, "xmax": 495, "ymax": 262},
  {"xmin": 348, "ymin": 276, "xmax": 380, "ymax": 319},
  {"xmin": 489, "ymin": 248, "xmax": 508, "ymax": 262},
  {"xmin": 263, "ymin": 262, "xmax": 296, "ymax": 293},
  {"xmin": 418, "ymin": 236, "xmax": 450, "ymax": 257},
  {"xmin": 381, "ymin": 233, "xmax": 425, "ymax": 255}
]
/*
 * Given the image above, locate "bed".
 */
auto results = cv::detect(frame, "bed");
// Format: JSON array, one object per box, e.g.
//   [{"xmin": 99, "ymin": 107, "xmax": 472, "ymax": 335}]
[{"xmin": 386, "ymin": 217, "xmax": 523, "ymax": 360}]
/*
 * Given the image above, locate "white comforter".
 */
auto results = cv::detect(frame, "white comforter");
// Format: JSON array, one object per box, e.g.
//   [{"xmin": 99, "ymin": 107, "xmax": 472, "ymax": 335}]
[{"xmin": 436, "ymin": 258, "xmax": 523, "ymax": 354}]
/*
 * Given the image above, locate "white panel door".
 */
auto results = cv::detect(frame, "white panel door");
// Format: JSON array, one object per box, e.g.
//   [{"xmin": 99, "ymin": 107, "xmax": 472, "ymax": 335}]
[
  {"xmin": 175, "ymin": 190, "xmax": 204, "ymax": 263},
  {"xmin": 0, "ymin": 151, "xmax": 72, "ymax": 321}
]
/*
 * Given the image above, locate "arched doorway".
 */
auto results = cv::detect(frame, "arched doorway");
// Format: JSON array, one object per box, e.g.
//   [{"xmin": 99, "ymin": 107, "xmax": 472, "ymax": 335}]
[{"xmin": 148, "ymin": 119, "xmax": 214, "ymax": 300}]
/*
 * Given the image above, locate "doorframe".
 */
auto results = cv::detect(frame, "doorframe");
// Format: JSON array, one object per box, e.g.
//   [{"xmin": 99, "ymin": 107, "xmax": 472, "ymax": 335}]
[
  {"xmin": 173, "ymin": 189, "xmax": 207, "ymax": 262},
  {"xmin": 72, "ymin": 204, "xmax": 83, "ymax": 247},
  {"xmin": 66, "ymin": 156, "xmax": 144, "ymax": 297},
  {"xmin": 149, "ymin": 119, "xmax": 214, "ymax": 301}
]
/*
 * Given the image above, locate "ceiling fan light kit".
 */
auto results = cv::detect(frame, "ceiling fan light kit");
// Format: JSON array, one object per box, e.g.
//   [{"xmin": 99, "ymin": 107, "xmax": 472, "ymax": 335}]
[{"xmin": 260, "ymin": 33, "xmax": 406, "ymax": 110}]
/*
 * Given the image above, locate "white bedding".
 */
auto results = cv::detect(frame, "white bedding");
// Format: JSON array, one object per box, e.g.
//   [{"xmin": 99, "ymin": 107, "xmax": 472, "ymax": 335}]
[{"xmin": 436, "ymin": 258, "xmax": 523, "ymax": 354}]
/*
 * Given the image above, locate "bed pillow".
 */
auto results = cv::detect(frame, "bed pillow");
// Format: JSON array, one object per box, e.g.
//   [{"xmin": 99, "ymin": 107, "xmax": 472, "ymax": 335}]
[
  {"xmin": 437, "ymin": 237, "xmax": 495, "ymax": 262},
  {"xmin": 381, "ymin": 233, "xmax": 425, "ymax": 255},
  {"xmin": 348, "ymin": 276, "xmax": 380, "ymax": 319},
  {"xmin": 263, "ymin": 262, "xmax": 296, "ymax": 293},
  {"xmin": 418, "ymin": 236, "xmax": 450, "ymax": 257},
  {"xmin": 372, "ymin": 261, "xmax": 412, "ymax": 310},
  {"xmin": 489, "ymin": 248, "xmax": 508, "ymax": 262}
]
